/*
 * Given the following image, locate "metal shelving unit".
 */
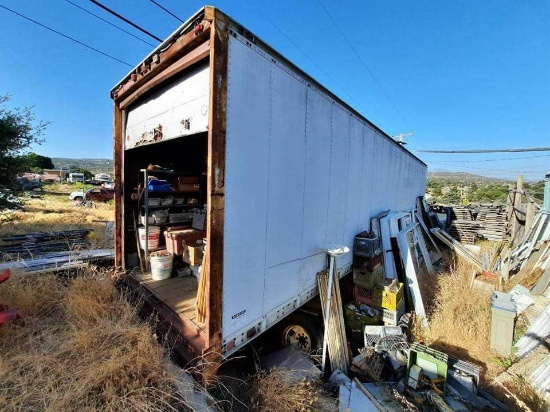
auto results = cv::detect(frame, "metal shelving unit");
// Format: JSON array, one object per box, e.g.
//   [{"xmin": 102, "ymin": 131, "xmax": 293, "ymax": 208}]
[{"xmin": 140, "ymin": 169, "xmax": 201, "ymax": 266}]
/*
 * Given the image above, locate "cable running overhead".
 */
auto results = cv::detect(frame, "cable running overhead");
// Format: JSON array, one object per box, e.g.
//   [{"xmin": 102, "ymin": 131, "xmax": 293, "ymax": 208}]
[
  {"xmin": 0, "ymin": 3, "xmax": 132, "ymax": 67},
  {"xmin": 65, "ymin": 0, "xmax": 156, "ymax": 47},
  {"xmin": 418, "ymin": 147, "xmax": 550, "ymax": 154},
  {"xmin": 315, "ymin": 0, "xmax": 410, "ymax": 128},
  {"xmin": 149, "ymin": 0, "xmax": 184, "ymax": 23},
  {"xmin": 88, "ymin": 0, "xmax": 163, "ymax": 42}
]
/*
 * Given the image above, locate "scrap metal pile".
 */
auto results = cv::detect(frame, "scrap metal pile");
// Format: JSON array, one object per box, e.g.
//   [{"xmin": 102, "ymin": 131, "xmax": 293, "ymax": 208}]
[
  {"xmin": 0, "ymin": 229, "xmax": 114, "ymax": 275},
  {"xmin": 318, "ymin": 193, "xmax": 550, "ymax": 410}
]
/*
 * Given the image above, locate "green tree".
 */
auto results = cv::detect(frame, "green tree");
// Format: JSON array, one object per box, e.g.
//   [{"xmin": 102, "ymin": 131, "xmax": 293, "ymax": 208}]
[
  {"xmin": 20, "ymin": 152, "xmax": 54, "ymax": 172},
  {"xmin": 470, "ymin": 183, "xmax": 508, "ymax": 204},
  {"xmin": 0, "ymin": 95, "xmax": 48, "ymax": 186},
  {"xmin": 441, "ymin": 186, "xmax": 461, "ymax": 204}
]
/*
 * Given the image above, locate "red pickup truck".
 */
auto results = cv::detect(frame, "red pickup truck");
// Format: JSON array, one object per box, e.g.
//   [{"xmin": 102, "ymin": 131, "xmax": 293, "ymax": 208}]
[{"xmin": 69, "ymin": 188, "xmax": 114, "ymax": 202}]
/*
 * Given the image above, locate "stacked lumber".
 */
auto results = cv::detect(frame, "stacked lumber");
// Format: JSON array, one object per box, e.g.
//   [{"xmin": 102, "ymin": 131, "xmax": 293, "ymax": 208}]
[
  {"xmin": 444, "ymin": 205, "xmax": 508, "ymax": 244},
  {"xmin": 452, "ymin": 207, "xmax": 472, "ymax": 221},
  {"xmin": 318, "ymin": 271, "xmax": 349, "ymax": 373},
  {"xmin": 475, "ymin": 205, "xmax": 507, "ymax": 241},
  {"xmin": 448, "ymin": 220, "xmax": 481, "ymax": 244},
  {"xmin": 0, "ymin": 229, "xmax": 92, "ymax": 259}
]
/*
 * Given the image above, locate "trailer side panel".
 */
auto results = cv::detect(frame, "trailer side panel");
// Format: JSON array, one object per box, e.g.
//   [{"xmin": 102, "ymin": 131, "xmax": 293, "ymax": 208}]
[{"xmin": 222, "ymin": 31, "xmax": 426, "ymax": 353}]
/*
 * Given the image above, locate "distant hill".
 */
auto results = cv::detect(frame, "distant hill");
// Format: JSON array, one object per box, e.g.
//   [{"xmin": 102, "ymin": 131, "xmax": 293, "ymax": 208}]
[
  {"xmin": 52, "ymin": 158, "xmax": 113, "ymax": 174},
  {"xmin": 427, "ymin": 171, "xmax": 511, "ymax": 184}
]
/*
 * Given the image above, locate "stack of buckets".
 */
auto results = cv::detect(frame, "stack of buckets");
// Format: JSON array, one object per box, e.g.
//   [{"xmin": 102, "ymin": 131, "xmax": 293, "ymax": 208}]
[{"xmin": 138, "ymin": 226, "xmax": 173, "ymax": 280}]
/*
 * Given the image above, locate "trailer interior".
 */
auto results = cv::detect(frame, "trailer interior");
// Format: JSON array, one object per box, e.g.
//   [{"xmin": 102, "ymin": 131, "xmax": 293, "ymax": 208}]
[{"xmin": 123, "ymin": 129, "xmax": 208, "ymax": 332}]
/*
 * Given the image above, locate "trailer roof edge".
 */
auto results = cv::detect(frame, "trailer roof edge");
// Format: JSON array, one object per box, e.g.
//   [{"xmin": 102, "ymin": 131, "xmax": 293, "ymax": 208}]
[{"xmin": 111, "ymin": 6, "xmax": 426, "ymax": 167}]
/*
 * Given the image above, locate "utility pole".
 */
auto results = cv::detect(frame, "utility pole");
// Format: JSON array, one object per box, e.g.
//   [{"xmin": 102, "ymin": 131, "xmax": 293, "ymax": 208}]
[{"xmin": 393, "ymin": 132, "xmax": 414, "ymax": 145}]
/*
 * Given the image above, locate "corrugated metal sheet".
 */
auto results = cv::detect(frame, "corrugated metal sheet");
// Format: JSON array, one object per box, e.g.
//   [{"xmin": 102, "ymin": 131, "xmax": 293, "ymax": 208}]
[
  {"xmin": 529, "ymin": 353, "xmax": 550, "ymax": 394},
  {"xmin": 515, "ymin": 304, "xmax": 550, "ymax": 359}
]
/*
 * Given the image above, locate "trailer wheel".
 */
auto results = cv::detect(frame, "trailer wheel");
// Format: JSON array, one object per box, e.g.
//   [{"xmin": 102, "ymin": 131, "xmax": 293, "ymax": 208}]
[{"xmin": 278, "ymin": 313, "xmax": 322, "ymax": 353}]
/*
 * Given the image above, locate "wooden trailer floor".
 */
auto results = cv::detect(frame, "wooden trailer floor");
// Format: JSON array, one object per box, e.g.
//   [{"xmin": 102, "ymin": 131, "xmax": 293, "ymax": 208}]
[{"xmin": 130, "ymin": 270, "xmax": 206, "ymax": 334}]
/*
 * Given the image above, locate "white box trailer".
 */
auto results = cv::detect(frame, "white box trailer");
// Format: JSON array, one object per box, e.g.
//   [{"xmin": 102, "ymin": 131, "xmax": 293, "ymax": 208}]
[{"xmin": 111, "ymin": 6, "xmax": 426, "ymax": 376}]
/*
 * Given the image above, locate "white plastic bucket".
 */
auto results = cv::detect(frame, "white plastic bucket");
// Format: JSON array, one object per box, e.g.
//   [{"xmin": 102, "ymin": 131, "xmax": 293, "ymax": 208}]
[
  {"xmin": 138, "ymin": 226, "xmax": 160, "ymax": 250},
  {"xmin": 150, "ymin": 251, "xmax": 173, "ymax": 280}
]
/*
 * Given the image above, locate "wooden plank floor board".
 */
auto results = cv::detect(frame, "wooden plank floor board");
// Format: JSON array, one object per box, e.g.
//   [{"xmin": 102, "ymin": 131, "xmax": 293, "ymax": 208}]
[{"xmin": 130, "ymin": 271, "xmax": 205, "ymax": 333}]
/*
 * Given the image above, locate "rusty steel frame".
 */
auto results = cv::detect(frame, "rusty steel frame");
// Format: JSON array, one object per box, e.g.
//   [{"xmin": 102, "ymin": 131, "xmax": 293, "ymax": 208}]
[{"xmin": 113, "ymin": 8, "xmax": 229, "ymax": 371}]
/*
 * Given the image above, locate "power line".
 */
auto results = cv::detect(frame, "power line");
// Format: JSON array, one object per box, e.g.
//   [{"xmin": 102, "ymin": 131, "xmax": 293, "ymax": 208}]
[
  {"xmin": 244, "ymin": 0, "xmax": 367, "ymax": 115},
  {"xmin": 431, "ymin": 164, "xmax": 546, "ymax": 174},
  {"xmin": 88, "ymin": 0, "xmax": 163, "ymax": 42},
  {"xmin": 0, "ymin": 3, "xmax": 132, "ymax": 67},
  {"xmin": 428, "ymin": 154, "xmax": 550, "ymax": 163},
  {"xmin": 65, "ymin": 0, "xmax": 156, "ymax": 47},
  {"xmin": 315, "ymin": 0, "xmax": 410, "ymax": 128},
  {"xmin": 149, "ymin": 0, "xmax": 184, "ymax": 23},
  {"xmin": 418, "ymin": 147, "xmax": 550, "ymax": 154}
]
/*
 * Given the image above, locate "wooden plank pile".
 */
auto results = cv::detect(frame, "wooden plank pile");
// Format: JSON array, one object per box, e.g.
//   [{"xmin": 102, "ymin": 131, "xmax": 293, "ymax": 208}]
[
  {"xmin": 0, "ymin": 229, "xmax": 92, "ymax": 259},
  {"xmin": 448, "ymin": 220, "xmax": 481, "ymax": 244},
  {"xmin": 474, "ymin": 205, "xmax": 507, "ymax": 241},
  {"xmin": 446, "ymin": 205, "xmax": 507, "ymax": 244}
]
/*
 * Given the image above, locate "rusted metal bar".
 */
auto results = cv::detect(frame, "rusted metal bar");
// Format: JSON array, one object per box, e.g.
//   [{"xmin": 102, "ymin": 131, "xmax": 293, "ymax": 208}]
[{"xmin": 205, "ymin": 6, "xmax": 228, "ymax": 354}]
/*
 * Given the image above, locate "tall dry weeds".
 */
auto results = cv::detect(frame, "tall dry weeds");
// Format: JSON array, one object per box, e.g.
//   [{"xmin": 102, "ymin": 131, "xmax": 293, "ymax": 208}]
[
  {"xmin": 412, "ymin": 257, "xmax": 502, "ymax": 377},
  {"xmin": 0, "ymin": 194, "xmax": 114, "ymax": 249},
  {"xmin": 0, "ymin": 270, "xmax": 186, "ymax": 412},
  {"xmin": 251, "ymin": 367, "xmax": 336, "ymax": 412}
]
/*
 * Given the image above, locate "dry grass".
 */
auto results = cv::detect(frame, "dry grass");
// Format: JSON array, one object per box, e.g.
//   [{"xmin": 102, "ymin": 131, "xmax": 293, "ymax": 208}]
[
  {"xmin": 0, "ymin": 269, "xmax": 186, "ymax": 412},
  {"xmin": 251, "ymin": 368, "xmax": 336, "ymax": 412},
  {"xmin": 0, "ymin": 192, "xmax": 113, "ymax": 249},
  {"xmin": 412, "ymin": 256, "xmax": 503, "ymax": 378}
]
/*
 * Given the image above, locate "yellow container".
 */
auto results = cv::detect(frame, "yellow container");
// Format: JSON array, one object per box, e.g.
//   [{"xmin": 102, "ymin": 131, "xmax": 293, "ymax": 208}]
[{"xmin": 375, "ymin": 282, "xmax": 404, "ymax": 310}]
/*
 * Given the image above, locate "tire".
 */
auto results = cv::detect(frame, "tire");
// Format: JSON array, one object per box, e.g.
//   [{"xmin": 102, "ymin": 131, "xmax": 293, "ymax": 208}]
[
  {"xmin": 74, "ymin": 196, "xmax": 83, "ymax": 202},
  {"xmin": 276, "ymin": 312, "xmax": 323, "ymax": 353}
]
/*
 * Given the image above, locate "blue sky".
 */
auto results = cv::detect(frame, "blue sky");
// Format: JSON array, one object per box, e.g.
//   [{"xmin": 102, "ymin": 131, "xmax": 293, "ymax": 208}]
[{"xmin": 1, "ymin": 0, "xmax": 549, "ymax": 179}]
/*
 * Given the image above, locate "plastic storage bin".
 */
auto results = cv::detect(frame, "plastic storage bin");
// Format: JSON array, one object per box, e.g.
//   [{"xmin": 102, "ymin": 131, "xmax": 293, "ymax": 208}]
[
  {"xmin": 354, "ymin": 231, "xmax": 381, "ymax": 257},
  {"xmin": 164, "ymin": 227, "xmax": 205, "ymax": 255}
]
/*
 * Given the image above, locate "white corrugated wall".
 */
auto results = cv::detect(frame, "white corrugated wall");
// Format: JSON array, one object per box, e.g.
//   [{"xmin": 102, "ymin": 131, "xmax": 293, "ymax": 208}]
[{"xmin": 222, "ymin": 32, "xmax": 427, "ymax": 341}]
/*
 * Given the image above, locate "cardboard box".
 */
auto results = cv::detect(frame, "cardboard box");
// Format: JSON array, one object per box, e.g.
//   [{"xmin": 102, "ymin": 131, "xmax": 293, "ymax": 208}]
[
  {"xmin": 183, "ymin": 244, "xmax": 204, "ymax": 266},
  {"xmin": 175, "ymin": 176, "xmax": 200, "ymax": 192},
  {"xmin": 353, "ymin": 265, "xmax": 384, "ymax": 288},
  {"xmin": 344, "ymin": 302, "xmax": 381, "ymax": 330}
]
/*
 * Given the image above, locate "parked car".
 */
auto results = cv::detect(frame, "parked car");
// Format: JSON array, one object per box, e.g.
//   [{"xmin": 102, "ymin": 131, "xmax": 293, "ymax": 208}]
[{"xmin": 69, "ymin": 188, "xmax": 114, "ymax": 202}]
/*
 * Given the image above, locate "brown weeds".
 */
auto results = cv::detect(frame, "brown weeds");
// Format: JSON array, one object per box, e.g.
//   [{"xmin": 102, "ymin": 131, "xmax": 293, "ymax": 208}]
[
  {"xmin": 412, "ymin": 256, "xmax": 501, "ymax": 377},
  {"xmin": 0, "ymin": 270, "xmax": 185, "ymax": 412},
  {"xmin": 251, "ymin": 367, "xmax": 336, "ymax": 412},
  {"xmin": 0, "ymin": 193, "xmax": 114, "ymax": 249}
]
